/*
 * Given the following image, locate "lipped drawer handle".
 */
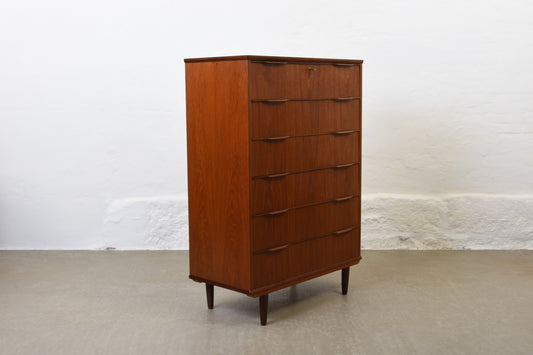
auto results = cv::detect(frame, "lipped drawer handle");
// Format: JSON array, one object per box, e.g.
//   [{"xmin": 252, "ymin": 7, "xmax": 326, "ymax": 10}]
[
  {"xmin": 333, "ymin": 97, "xmax": 356, "ymax": 102},
  {"xmin": 265, "ymin": 208, "xmax": 289, "ymax": 217},
  {"xmin": 264, "ymin": 136, "xmax": 290, "ymax": 142},
  {"xmin": 334, "ymin": 163, "xmax": 355, "ymax": 169},
  {"xmin": 263, "ymin": 172, "xmax": 289, "ymax": 179},
  {"xmin": 334, "ymin": 195, "xmax": 354, "ymax": 203},
  {"xmin": 332, "ymin": 130, "xmax": 356, "ymax": 136},
  {"xmin": 259, "ymin": 61, "xmax": 288, "ymax": 65},
  {"xmin": 333, "ymin": 227, "xmax": 355, "ymax": 236},
  {"xmin": 259, "ymin": 99, "xmax": 290, "ymax": 104},
  {"xmin": 266, "ymin": 244, "xmax": 289, "ymax": 253}
]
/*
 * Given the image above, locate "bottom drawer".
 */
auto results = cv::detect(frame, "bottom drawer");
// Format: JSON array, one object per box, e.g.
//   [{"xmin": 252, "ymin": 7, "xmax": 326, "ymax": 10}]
[{"xmin": 251, "ymin": 229, "xmax": 360, "ymax": 289}]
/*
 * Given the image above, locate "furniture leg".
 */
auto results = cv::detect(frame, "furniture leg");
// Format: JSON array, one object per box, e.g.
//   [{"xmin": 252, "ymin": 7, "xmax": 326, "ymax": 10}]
[
  {"xmin": 259, "ymin": 294, "xmax": 268, "ymax": 325},
  {"xmin": 342, "ymin": 267, "xmax": 350, "ymax": 295},
  {"xmin": 206, "ymin": 283, "xmax": 214, "ymax": 309}
]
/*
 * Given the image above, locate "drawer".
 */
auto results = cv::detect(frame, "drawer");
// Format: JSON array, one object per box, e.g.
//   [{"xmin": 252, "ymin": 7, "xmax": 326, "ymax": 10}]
[
  {"xmin": 253, "ymin": 196, "xmax": 360, "ymax": 252},
  {"xmin": 250, "ymin": 62, "xmax": 360, "ymax": 100},
  {"xmin": 251, "ymin": 132, "xmax": 360, "ymax": 177},
  {"xmin": 252, "ymin": 164, "xmax": 359, "ymax": 215},
  {"xmin": 251, "ymin": 99, "xmax": 360, "ymax": 138},
  {"xmin": 252, "ymin": 229, "xmax": 360, "ymax": 289}
]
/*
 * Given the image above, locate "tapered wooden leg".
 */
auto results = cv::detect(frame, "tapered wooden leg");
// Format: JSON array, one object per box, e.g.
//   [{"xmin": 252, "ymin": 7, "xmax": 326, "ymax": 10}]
[
  {"xmin": 206, "ymin": 283, "xmax": 214, "ymax": 309},
  {"xmin": 342, "ymin": 267, "xmax": 350, "ymax": 295},
  {"xmin": 259, "ymin": 294, "xmax": 268, "ymax": 326}
]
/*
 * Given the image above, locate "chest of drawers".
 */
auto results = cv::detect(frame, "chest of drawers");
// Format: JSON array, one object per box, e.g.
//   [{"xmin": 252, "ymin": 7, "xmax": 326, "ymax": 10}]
[{"xmin": 185, "ymin": 55, "xmax": 362, "ymax": 325}]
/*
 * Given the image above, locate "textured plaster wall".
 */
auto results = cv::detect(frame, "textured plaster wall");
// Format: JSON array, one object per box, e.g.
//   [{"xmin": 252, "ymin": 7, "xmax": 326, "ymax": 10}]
[{"xmin": 1, "ymin": 0, "xmax": 532, "ymax": 249}]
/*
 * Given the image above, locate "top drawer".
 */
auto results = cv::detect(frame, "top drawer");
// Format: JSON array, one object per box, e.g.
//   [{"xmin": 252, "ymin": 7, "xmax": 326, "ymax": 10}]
[{"xmin": 249, "ymin": 61, "xmax": 360, "ymax": 100}]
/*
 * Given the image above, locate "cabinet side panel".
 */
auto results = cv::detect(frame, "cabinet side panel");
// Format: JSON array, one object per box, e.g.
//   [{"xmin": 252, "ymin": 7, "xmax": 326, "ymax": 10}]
[
  {"xmin": 186, "ymin": 60, "xmax": 250, "ymax": 291},
  {"xmin": 358, "ymin": 64, "xmax": 362, "ymax": 257}
]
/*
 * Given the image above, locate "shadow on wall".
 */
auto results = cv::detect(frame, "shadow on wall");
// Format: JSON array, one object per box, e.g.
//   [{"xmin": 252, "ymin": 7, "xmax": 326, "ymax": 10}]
[{"xmin": 363, "ymin": 102, "xmax": 475, "ymax": 194}]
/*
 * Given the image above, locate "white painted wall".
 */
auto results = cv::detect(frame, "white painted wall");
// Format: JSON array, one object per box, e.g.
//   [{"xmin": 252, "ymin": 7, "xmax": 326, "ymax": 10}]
[{"xmin": 1, "ymin": 0, "xmax": 532, "ymax": 249}]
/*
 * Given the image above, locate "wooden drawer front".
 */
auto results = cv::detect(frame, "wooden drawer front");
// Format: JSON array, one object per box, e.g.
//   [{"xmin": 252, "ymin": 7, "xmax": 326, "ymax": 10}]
[
  {"xmin": 251, "ymin": 99, "xmax": 360, "ymax": 138},
  {"xmin": 253, "ymin": 197, "xmax": 360, "ymax": 252},
  {"xmin": 252, "ymin": 164, "xmax": 359, "ymax": 215},
  {"xmin": 251, "ymin": 132, "xmax": 359, "ymax": 177},
  {"xmin": 250, "ymin": 62, "xmax": 360, "ymax": 100},
  {"xmin": 252, "ymin": 229, "xmax": 360, "ymax": 289}
]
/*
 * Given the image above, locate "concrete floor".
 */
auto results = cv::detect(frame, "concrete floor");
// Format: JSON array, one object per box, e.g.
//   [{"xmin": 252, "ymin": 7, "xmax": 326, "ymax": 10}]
[{"xmin": 1, "ymin": 251, "xmax": 532, "ymax": 355}]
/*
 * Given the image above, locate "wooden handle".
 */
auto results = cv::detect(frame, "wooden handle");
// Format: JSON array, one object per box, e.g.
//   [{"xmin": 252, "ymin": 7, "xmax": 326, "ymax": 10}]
[
  {"xmin": 264, "ymin": 136, "xmax": 290, "ymax": 142},
  {"xmin": 265, "ymin": 208, "xmax": 289, "ymax": 217},
  {"xmin": 333, "ymin": 63, "xmax": 355, "ymax": 67},
  {"xmin": 334, "ymin": 163, "xmax": 355, "ymax": 169},
  {"xmin": 258, "ymin": 99, "xmax": 289, "ymax": 104},
  {"xmin": 266, "ymin": 244, "xmax": 289, "ymax": 253},
  {"xmin": 333, "ymin": 97, "xmax": 356, "ymax": 102},
  {"xmin": 333, "ymin": 227, "xmax": 355, "ymax": 235},
  {"xmin": 332, "ymin": 130, "xmax": 356, "ymax": 136},
  {"xmin": 264, "ymin": 172, "xmax": 289, "ymax": 179},
  {"xmin": 334, "ymin": 195, "xmax": 354, "ymax": 202}
]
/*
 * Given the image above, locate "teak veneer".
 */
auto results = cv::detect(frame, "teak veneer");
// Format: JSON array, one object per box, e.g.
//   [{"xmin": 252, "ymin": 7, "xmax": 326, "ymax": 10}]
[{"xmin": 185, "ymin": 55, "xmax": 363, "ymax": 325}]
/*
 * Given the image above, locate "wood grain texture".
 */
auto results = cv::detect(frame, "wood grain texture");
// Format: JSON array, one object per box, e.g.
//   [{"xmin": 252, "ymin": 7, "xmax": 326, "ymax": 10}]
[
  {"xmin": 251, "ymin": 229, "xmax": 360, "ymax": 289},
  {"xmin": 251, "ymin": 99, "xmax": 360, "ymax": 138},
  {"xmin": 185, "ymin": 55, "xmax": 363, "ymax": 64},
  {"xmin": 185, "ymin": 56, "xmax": 362, "ymax": 316},
  {"xmin": 250, "ymin": 62, "xmax": 361, "ymax": 99},
  {"xmin": 250, "ymin": 258, "xmax": 361, "ymax": 297},
  {"xmin": 252, "ymin": 164, "xmax": 360, "ymax": 214},
  {"xmin": 186, "ymin": 60, "xmax": 251, "ymax": 291},
  {"xmin": 252, "ymin": 196, "xmax": 360, "ymax": 252},
  {"xmin": 251, "ymin": 132, "xmax": 360, "ymax": 176}
]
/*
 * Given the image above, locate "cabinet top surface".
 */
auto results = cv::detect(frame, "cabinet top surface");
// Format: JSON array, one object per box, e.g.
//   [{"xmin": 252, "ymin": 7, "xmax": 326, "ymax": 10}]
[{"xmin": 184, "ymin": 55, "xmax": 363, "ymax": 64}]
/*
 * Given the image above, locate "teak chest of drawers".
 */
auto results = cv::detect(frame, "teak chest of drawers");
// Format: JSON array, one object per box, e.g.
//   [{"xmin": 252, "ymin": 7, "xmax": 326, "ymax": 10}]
[{"xmin": 185, "ymin": 55, "xmax": 362, "ymax": 325}]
